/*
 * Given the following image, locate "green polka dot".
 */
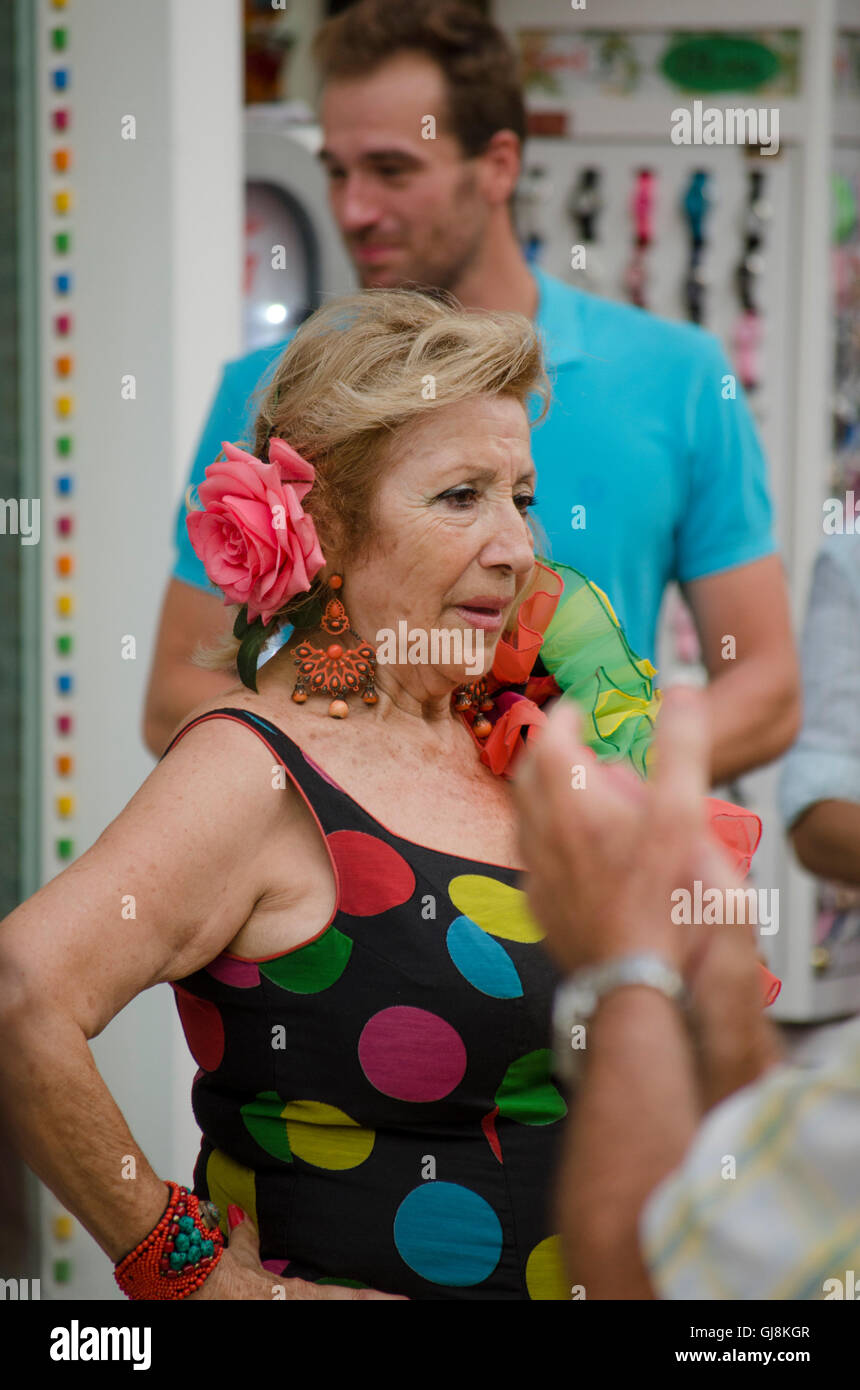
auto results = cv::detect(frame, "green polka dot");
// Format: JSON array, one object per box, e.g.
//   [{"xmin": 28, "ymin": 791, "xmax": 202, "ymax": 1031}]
[
  {"xmin": 241, "ymin": 1091, "xmax": 293, "ymax": 1162},
  {"xmin": 260, "ymin": 928, "xmax": 353, "ymax": 993},
  {"xmin": 494, "ymin": 1049, "xmax": 567, "ymax": 1126}
]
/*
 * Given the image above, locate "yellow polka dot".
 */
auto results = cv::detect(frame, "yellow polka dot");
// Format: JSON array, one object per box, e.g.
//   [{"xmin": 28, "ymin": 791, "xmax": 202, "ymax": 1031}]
[
  {"xmin": 206, "ymin": 1148, "xmax": 258, "ymax": 1237},
  {"xmin": 448, "ymin": 875, "xmax": 544, "ymax": 943},
  {"xmin": 282, "ymin": 1100, "xmax": 375, "ymax": 1170},
  {"xmin": 526, "ymin": 1234, "xmax": 569, "ymax": 1300}
]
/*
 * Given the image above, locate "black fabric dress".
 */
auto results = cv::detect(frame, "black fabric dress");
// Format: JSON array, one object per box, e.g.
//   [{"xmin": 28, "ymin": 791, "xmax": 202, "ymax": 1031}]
[{"xmin": 163, "ymin": 706, "xmax": 569, "ymax": 1300}]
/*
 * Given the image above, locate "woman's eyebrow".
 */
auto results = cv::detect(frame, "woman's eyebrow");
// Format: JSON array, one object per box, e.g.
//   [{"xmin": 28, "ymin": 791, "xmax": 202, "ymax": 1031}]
[{"xmin": 436, "ymin": 464, "xmax": 536, "ymax": 483}]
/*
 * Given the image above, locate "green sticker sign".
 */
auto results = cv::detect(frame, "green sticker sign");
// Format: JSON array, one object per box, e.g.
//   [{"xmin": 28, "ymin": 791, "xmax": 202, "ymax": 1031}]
[{"xmin": 661, "ymin": 34, "xmax": 781, "ymax": 93}]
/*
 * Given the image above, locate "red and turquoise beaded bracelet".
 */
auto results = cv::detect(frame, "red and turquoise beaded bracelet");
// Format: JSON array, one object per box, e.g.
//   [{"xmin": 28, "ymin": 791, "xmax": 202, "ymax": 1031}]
[{"xmin": 114, "ymin": 1181, "xmax": 225, "ymax": 1300}]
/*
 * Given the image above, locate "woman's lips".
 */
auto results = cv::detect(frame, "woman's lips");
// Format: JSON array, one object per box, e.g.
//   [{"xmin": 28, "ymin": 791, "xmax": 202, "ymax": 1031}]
[{"xmin": 454, "ymin": 604, "xmax": 506, "ymax": 632}]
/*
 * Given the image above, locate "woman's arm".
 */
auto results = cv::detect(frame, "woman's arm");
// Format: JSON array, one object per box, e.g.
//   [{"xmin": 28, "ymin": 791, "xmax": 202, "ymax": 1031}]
[{"xmin": 0, "ymin": 717, "xmax": 289, "ymax": 1265}]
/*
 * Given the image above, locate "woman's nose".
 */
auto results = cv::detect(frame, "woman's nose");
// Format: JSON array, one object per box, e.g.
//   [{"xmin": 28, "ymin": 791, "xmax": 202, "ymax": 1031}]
[{"xmin": 482, "ymin": 503, "xmax": 536, "ymax": 574}]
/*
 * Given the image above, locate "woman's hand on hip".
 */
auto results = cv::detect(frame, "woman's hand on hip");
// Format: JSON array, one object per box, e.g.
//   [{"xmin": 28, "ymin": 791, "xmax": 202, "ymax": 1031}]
[{"xmin": 185, "ymin": 1209, "xmax": 408, "ymax": 1300}]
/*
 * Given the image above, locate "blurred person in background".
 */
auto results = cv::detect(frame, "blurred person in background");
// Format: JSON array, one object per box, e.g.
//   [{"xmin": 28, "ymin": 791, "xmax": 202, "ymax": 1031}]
[
  {"xmin": 780, "ymin": 530, "xmax": 860, "ymax": 1014},
  {"xmin": 515, "ymin": 690, "xmax": 860, "ymax": 1301},
  {"xmin": 781, "ymin": 531, "xmax": 860, "ymax": 890},
  {"xmin": 143, "ymin": 0, "xmax": 799, "ymax": 784}
]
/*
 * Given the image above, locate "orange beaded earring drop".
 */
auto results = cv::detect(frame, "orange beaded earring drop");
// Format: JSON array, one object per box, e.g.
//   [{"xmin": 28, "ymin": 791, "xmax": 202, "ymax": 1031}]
[
  {"xmin": 453, "ymin": 677, "xmax": 495, "ymax": 738},
  {"xmin": 291, "ymin": 574, "xmax": 378, "ymax": 718}
]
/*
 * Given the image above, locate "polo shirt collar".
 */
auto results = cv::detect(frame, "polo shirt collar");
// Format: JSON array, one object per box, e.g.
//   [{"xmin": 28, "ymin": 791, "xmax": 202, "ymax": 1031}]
[{"xmin": 532, "ymin": 265, "xmax": 585, "ymax": 368}]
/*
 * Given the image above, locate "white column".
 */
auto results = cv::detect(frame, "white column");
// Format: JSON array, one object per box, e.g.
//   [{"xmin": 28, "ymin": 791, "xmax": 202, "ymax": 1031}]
[{"xmin": 35, "ymin": 0, "xmax": 241, "ymax": 1299}]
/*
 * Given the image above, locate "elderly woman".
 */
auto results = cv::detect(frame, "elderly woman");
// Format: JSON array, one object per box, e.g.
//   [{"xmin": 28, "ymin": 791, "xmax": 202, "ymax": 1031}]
[{"xmin": 0, "ymin": 291, "xmax": 766, "ymax": 1302}]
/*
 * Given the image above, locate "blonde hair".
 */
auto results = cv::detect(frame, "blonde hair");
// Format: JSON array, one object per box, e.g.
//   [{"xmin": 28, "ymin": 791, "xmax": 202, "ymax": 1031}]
[{"xmin": 191, "ymin": 287, "xmax": 551, "ymax": 672}]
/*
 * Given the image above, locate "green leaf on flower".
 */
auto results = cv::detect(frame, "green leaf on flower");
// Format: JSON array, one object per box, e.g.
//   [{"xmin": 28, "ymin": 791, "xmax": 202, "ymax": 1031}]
[
  {"xmin": 232, "ymin": 606, "xmax": 250, "ymax": 640},
  {"xmin": 284, "ymin": 590, "xmax": 322, "ymax": 632},
  {"xmin": 236, "ymin": 616, "xmax": 270, "ymax": 692}
]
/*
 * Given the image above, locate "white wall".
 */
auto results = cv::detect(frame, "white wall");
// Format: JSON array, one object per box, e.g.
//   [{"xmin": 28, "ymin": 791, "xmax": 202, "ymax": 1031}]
[
  {"xmin": 35, "ymin": 0, "xmax": 241, "ymax": 1299},
  {"xmin": 282, "ymin": 0, "xmax": 326, "ymax": 110}
]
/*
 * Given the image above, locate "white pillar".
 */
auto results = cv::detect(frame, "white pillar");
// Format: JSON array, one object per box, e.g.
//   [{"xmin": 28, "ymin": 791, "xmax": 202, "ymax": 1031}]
[{"xmin": 34, "ymin": 0, "xmax": 241, "ymax": 1299}]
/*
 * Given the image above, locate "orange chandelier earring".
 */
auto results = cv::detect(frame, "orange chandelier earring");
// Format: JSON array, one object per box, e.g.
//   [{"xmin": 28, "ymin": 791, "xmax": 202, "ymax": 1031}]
[
  {"xmin": 453, "ymin": 677, "xmax": 495, "ymax": 738},
  {"xmin": 291, "ymin": 575, "xmax": 378, "ymax": 719}
]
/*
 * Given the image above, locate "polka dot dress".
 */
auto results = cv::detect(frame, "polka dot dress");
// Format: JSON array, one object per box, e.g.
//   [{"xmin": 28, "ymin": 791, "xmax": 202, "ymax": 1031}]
[{"xmin": 163, "ymin": 708, "xmax": 570, "ymax": 1300}]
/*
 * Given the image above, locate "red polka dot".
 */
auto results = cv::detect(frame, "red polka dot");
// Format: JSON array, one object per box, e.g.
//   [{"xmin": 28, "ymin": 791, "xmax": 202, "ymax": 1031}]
[
  {"xmin": 326, "ymin": 830, "xmax": 415, "ymax": 916},
  {"xmin": 173, "ymin": 986, "xmax": 225, "ymax": 1071},
  {"xmin": 358, "ymin": 1006, "xmax": 467, "ymax": 1101}
]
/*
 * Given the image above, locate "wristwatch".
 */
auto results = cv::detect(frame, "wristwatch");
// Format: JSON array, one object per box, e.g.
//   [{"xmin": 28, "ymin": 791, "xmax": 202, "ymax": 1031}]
[{"xmin": 551, "ymin": 953, "xmax": 688, "ymax": 1086}]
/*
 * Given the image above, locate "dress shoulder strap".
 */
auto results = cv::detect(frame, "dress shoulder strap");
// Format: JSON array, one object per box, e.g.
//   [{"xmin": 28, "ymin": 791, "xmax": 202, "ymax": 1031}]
[
  {"xmin": 157, "ymin": 706, "xmax": 359, "ymax": 834},
  {"xmin": 160, "ymin": 705, "xmax": 312, "ymax": 772}
]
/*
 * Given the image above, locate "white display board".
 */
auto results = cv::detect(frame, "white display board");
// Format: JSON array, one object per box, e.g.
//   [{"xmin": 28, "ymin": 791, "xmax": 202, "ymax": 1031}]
[
  {"xmin": 497, "ymin": 0, "xmax": 860, "ymax": 1020},
  {"xmin": 518, "ymin": 139, "xmax": 797, "ymax": 531}
]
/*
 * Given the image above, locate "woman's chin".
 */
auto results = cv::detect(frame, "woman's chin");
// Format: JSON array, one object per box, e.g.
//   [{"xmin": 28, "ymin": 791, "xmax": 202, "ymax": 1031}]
[{"xmin": 448, "ymin": 655, "xmax": 495, "ymax": 686}]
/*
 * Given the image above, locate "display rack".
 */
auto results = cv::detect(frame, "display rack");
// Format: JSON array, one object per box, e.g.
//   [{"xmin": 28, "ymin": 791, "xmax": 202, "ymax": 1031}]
[{"xmin": 497, "ymin": 0, "xmax": 860, "ymax": 1020}]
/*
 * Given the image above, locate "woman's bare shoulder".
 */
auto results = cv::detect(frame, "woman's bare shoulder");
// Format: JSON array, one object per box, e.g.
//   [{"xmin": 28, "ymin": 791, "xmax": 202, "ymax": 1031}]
[
  {"xmin": 162, "ymin": 679, "xmax": 304, "ymax": 753},
  {"xmin": 150, "ymin": 689, "xmax": 314, "ymax": 863},
  {"xmin": 163, "ymin": 661, "xmax": 372, "ymax": 777}
]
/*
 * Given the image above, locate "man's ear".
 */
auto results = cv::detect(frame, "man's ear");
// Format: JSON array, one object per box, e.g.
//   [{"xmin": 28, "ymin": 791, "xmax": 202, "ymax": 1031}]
[{"xmin": 480, "ymin": 129, "xmax": 522, "ymax": 207}]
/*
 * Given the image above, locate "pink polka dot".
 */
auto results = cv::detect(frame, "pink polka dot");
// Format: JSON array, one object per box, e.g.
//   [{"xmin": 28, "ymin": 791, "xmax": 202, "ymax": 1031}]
[
  {"xmin": 327, "ymin": 830, "xmax": 415, "ymax": 916},
  {"xmin": 302, "ymin": 750, "xmax": 343, "ymax": 790},
  {"xmin": 173, "ymin": 986, "xmax": 225, "ymax": 1071},
  {"xmin": 205, "ymin": 955, "xmax": 260, "ymax": 988},
  {"xmin": 358, "ymin": 1006, "xmax": 467, "ymax": 1101}
]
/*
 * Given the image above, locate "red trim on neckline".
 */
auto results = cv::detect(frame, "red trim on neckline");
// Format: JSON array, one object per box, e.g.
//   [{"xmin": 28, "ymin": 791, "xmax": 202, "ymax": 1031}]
[{"xmin": 162, "ymin": 709, "xmax": 526, "ymax": 965}]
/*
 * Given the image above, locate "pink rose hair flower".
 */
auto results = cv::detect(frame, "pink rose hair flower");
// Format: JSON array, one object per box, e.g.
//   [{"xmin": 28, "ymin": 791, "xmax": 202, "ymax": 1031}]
[{"xmin": 186, "ymin": 437, "xmax": 325, "ymax": 626}]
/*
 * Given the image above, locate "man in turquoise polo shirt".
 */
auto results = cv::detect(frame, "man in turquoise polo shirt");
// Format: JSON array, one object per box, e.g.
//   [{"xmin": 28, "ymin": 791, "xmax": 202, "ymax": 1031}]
[{"xmin": 143, "ymin": 0, "xmax": 799, "ymax": 779}]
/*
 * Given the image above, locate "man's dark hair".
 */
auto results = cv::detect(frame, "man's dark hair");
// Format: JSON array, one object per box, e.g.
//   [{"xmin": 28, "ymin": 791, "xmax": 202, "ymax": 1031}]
[{"xmin": 313, "ymin": 0, "xmax": 526, "ymax": 158}]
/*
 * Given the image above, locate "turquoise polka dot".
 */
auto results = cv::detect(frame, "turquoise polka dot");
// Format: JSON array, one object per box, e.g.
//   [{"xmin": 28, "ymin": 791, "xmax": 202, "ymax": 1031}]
[
  {"xmin": 445, "ymin": 916, "xmax": 523, "ymax": 999},
  {"xmin": 393, "ymin": 1182, "xmax": 503, "ymax": 1286}
]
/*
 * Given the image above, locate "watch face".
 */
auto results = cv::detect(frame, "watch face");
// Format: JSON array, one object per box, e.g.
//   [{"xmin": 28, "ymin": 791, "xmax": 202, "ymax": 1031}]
[
  {"xmin": 554, "ymin": 1021, "xmax": 584, "ymax": 1084},
  {"xmin": 575, "ymin": 987, "xmax": 596, "ymax": 1016}
]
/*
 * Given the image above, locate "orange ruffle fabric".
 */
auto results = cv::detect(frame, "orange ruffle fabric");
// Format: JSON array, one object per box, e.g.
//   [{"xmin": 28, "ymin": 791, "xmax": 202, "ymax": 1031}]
[
  {"xmin": 461, "ymin": 562, "xmax": 781, "ymax": 1008},
  {"xmin": 490, "ymin": 561, "xmax": 565, "ymax": 687}
]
